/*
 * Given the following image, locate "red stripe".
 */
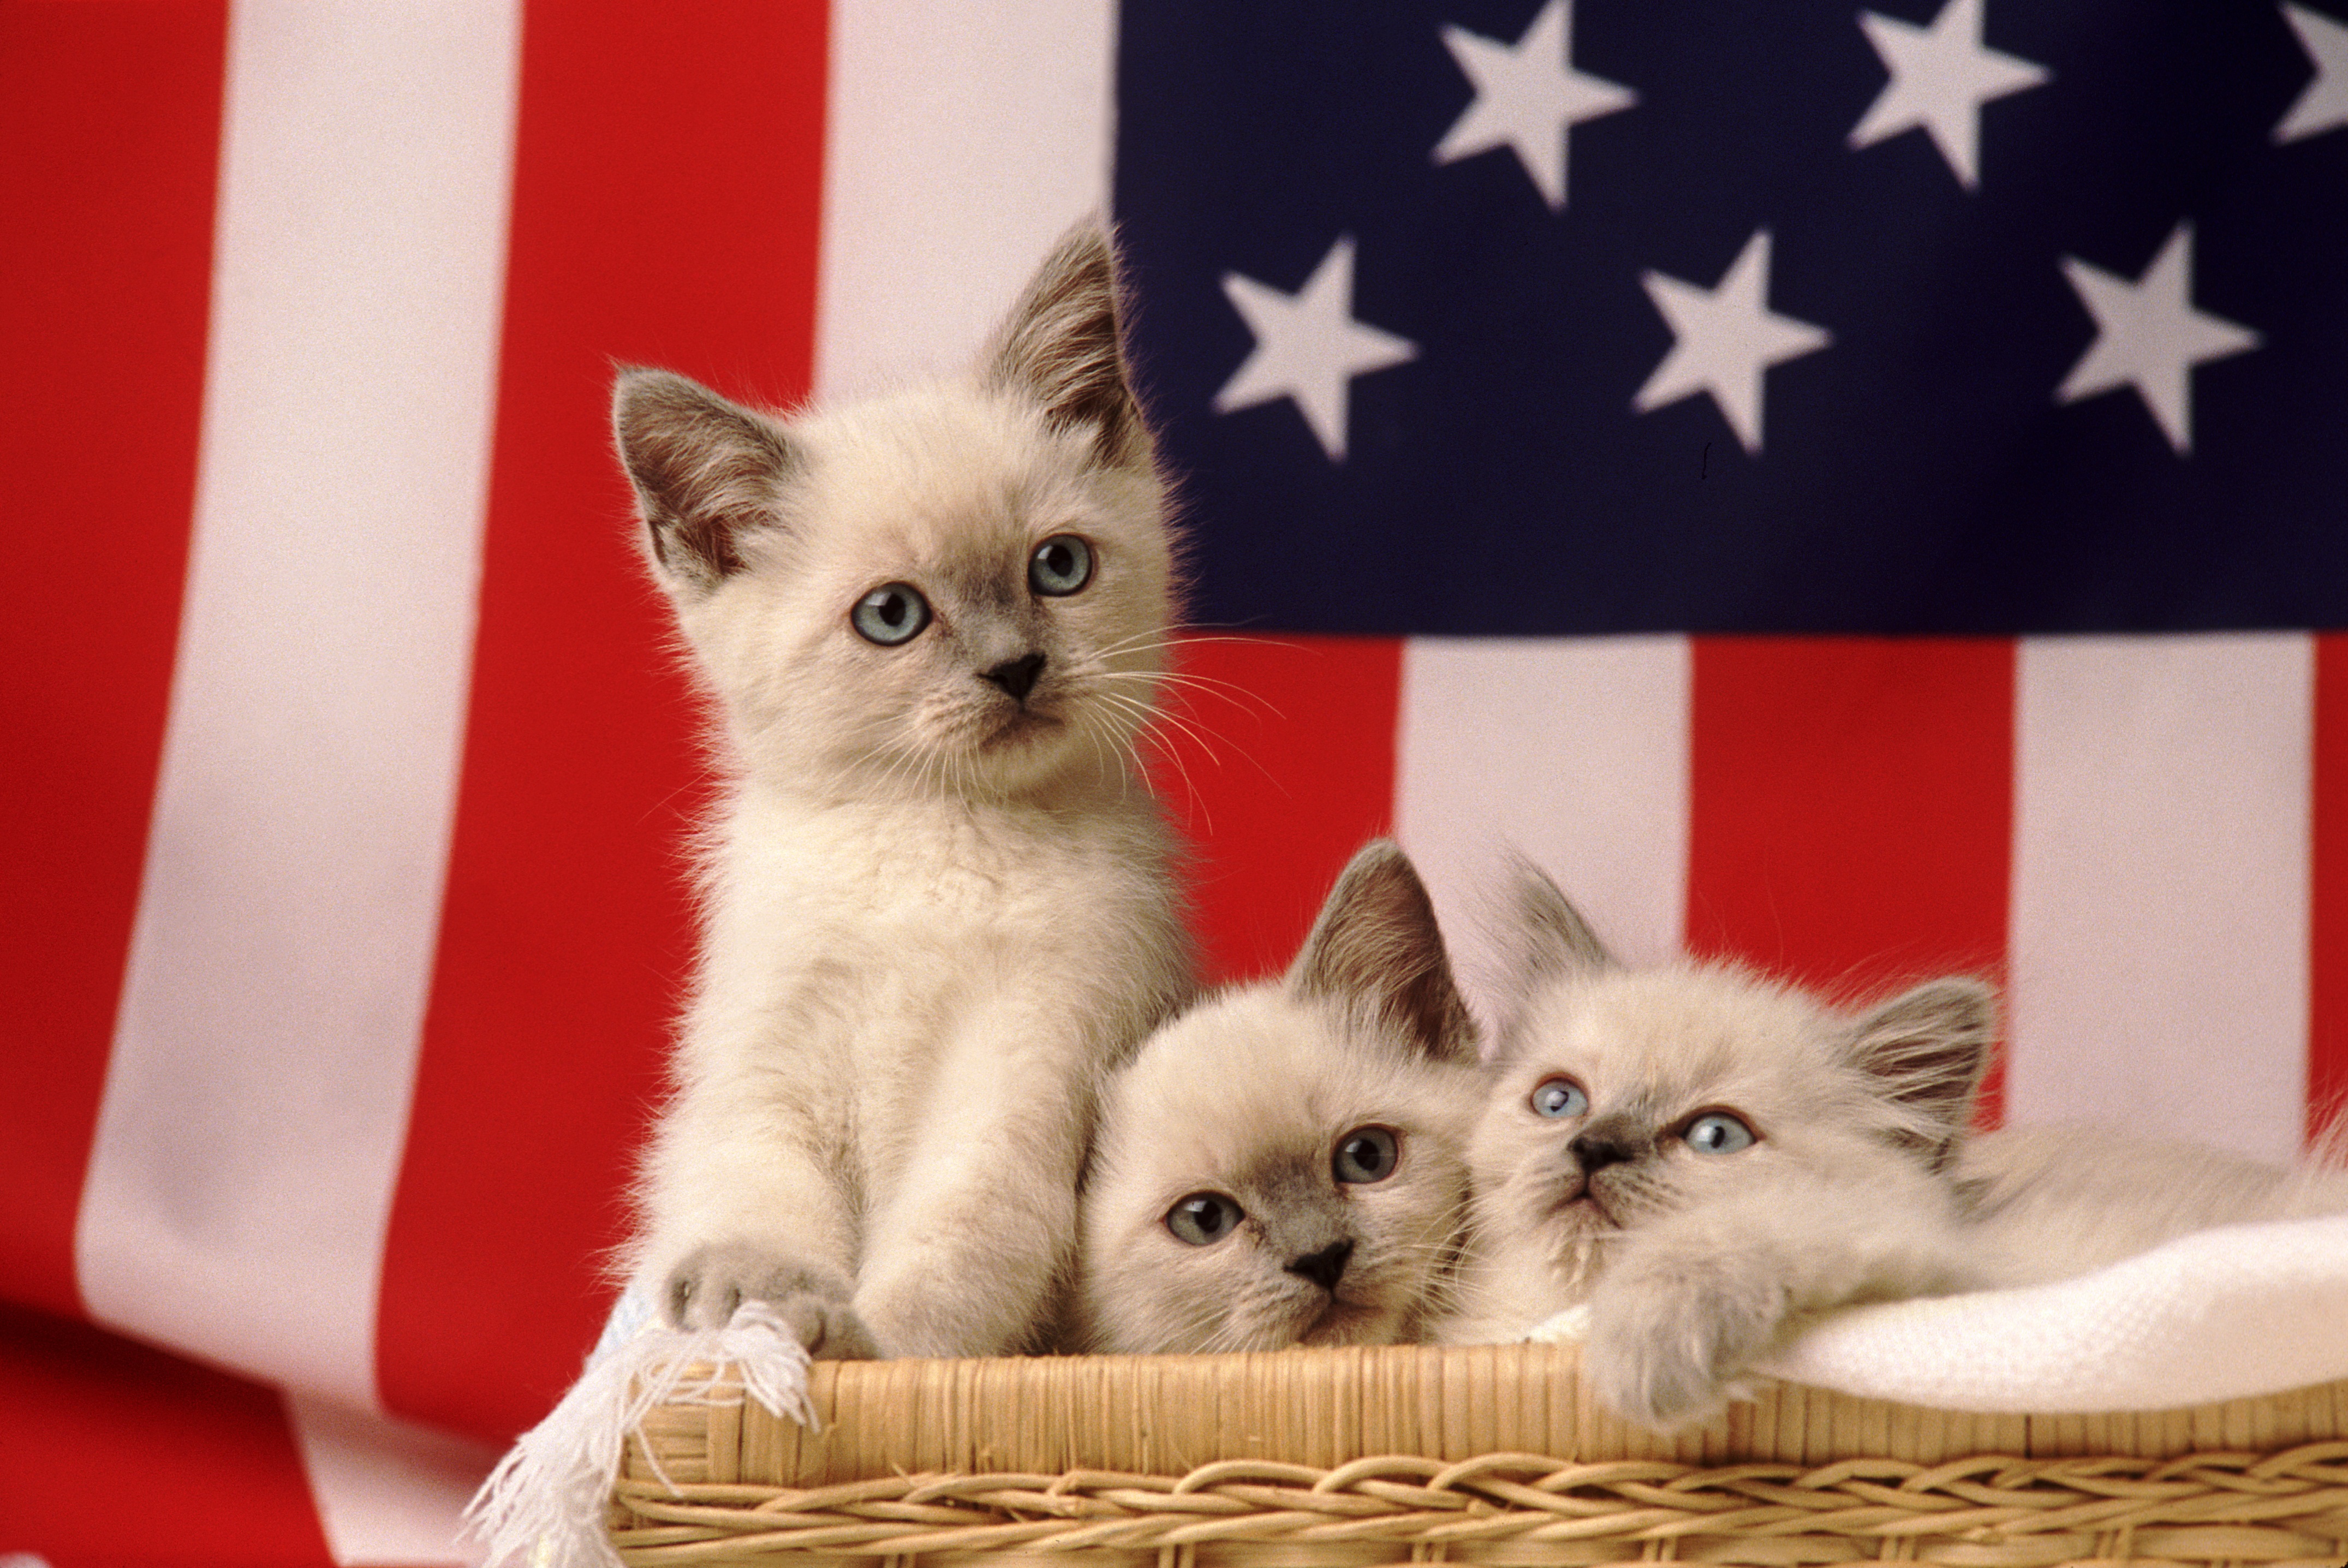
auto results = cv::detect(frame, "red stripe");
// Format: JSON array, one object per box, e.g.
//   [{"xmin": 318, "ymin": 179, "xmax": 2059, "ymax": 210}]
[
  {"xmin": 377, "ymin": 0, "xmax": 830, "ymax": 1442},
  {"xmin": 2310, "ymin": 636, "xmax": 2348, "ymax": 1143},
  {"xmin": 0, "ymin": 1303, "xmax": 334, "ymax": 1568},
  {"xmin": 1686, "ymin": 638, "xmax": 2015, "ymax": 1124},
  {"xmin": 1160, "ymin": 635, "xmax": 1404, "ymax": 985},
  {"xmin": 0, "ymin": 2, "xmax": 225, "ymax": 1321}
]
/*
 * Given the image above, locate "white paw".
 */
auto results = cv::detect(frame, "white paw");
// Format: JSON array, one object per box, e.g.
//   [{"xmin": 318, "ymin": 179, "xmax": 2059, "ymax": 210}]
[
  {"xmin": 663, "ymin": 1244, "xmax": 880, "ymax": 1359},
  {"xmin": 1586, "ymin": 1266, "xmax": 1784, "ymax": 1430}
]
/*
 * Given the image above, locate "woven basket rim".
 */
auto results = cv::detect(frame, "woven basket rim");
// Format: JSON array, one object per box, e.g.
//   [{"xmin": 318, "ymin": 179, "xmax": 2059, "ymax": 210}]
[{"xmin": 609, "ymin": 1438, "xmax": 2348, "ymax": 1565}]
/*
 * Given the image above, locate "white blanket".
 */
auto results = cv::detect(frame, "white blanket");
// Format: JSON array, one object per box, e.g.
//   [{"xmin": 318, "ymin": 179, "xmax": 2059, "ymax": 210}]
[
  {"xmin": 1751, "ymin": 1211, "xmax": 2348, "ymax": 1411},
  {"xmin": 1536, "ymin": 1214, "xmax": 2348, "ymax": 1413}
]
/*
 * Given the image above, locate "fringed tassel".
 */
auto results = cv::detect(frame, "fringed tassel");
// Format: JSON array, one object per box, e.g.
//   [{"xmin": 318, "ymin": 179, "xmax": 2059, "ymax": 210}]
[{"xmin": 464, "ymin": 1296, "xmax": 817, "ymax": 1568}]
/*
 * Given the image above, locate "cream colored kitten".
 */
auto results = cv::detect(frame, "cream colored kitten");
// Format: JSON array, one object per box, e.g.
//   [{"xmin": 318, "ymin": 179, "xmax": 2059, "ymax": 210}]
[
  {"xmin": 1959, "ymin": 1122, "xmax": 2348, "ymax": 1286},
  {"xmin": 616, "ymin": 224, "xmax": 1192, "ymax": 1360},
  {"xmin": 1077, "ymin": 841, "xmax": 1483, "ymax": 1354},
  {"xmin": 1445, "ymin": 862, "xmax": 2348, "ymax": 1429}
]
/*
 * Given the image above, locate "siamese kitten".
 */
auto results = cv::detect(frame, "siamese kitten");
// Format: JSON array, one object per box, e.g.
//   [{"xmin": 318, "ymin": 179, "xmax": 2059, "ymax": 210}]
[
  {"xmin": 1958, "ymin": 1120, "xmax": 2348, "ymax": 1287},
  {"xmin": 616, "ymin": 223, "xmax": 1192, "ymax": 1360},
  {"xmin": 1445, "ymin": 863, "xmax": 2348, "ymax": 1430},
  {"xmin": 1077, "ymin": 841, "xmax": 1484, "ymax": 1354}
]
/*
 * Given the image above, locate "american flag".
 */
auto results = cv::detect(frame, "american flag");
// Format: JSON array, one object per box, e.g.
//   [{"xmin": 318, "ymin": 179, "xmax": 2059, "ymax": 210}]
[{"xmin": 4, "ymin": 2, "xmax": 2343, "ymax": 1563}]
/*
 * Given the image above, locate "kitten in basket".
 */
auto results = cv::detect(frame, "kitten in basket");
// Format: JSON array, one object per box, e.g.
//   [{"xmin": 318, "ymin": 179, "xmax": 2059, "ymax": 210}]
[
  {"xmin": 613, "ymin": 222, "xmax": 1193, "ymax": 1359},
  {"xmin": 1443, "ymin": 861, "xmax": 2348, "ymax": 1429},
  {"xmin": 1075, "ymin": 840, "xmax": 1486, "ymax": 1353}
]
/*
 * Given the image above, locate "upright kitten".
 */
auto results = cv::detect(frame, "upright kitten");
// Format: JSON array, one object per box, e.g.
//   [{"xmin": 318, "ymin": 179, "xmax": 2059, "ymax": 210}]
[
  {"xmin": 1076, "ymin": 841, "xmax": 1484, "ymax": 1354},
  {"xmin": 616, "ymin": 223, "xmax": 1192, "ymax": 1360},
  {"xmin": 1445, "ymin": 862, "xmax": 2348, "ymax": 1429}
]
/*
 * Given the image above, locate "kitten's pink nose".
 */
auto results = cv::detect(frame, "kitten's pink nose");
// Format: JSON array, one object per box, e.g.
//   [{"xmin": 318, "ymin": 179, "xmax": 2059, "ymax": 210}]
[
  {"xmin": 1286, "ymin": 1239, "xmax": 1354, "ymax": 1293},
  {"xmin": 982, "ymin": 652, "xmax": 1046, "ymax": 703}
]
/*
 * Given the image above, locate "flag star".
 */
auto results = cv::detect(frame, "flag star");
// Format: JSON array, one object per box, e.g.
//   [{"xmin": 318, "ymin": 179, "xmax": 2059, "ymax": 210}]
[
  {"xmin": 1214, "ymin": 236, "xmax": 1417, "ymax": 463},
  {"xmin": 1433, "ymin": 0, "xmax": 1636, "ymax": 210},
  {"xmin": 2056, "ymin": 224, "xmax": 2260, "ymax": 455},
  {"xmin": 1849, "ymin": 0, "xmax": 2051, "ymax": 189},
  {"xmin": 2275, "ymin": 2, "xmax": 2348, "ymax": 143},
  {"xmin": 1633, "ymin": 230, "xmax": 1832, "ymax": 457}
]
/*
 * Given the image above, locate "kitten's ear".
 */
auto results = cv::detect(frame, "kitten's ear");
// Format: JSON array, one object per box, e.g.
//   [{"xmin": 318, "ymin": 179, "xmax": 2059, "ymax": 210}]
[
  {"xmin": 1287, "ymin": 840, "xmax": 1478, "ymax": 1064},
  {"xmin": 612, "ymin": 367, "xmax": 798, "ymax": 595},
  {"xmin": 1506, "ymin": 858, "xmax": 1616, "ymax": 989},
  {"xmin": 1845, "ymin": 978, "xmax": 1997, "ymax": 1155},
  {"xmin": 983, "ymin": 219, "xmax": 1149, "ymax": 469}
]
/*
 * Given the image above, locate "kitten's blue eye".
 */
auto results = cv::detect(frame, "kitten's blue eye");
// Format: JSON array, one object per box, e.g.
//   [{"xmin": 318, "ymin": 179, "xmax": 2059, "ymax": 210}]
[
  {"xmin": 1530, "ymin": 1077, "xmax": 1588, "ymax": 1119},
  {"xmin": 1332, "ymin": 1126, "xmax": 1399, "ymax": 1184},
  {"xmin": 1166, "ymin": 1192, "xmax": 1243, "ymax": 1246},
  {"xmin": 851, "ymin": 582, "xmax": 931, "ymax": 646},
  {"xmin": 1028, "ymin": 534, "xmax": 1093, "ymax": 597},
  {"xmin": 1683, "ymin": 1113, "xmax": 1756, "ymax": 1154}
]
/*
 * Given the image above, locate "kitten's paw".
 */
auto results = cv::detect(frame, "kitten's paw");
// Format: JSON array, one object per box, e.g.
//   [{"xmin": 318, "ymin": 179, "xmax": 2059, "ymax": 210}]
[
  {"xmin": 1586, "ymin": 1267, "xmax": 1785, "ymax": 1431},
  {"xmin": 663, "ymin": 1245, "xmax": 880, "ymax": 1360}
]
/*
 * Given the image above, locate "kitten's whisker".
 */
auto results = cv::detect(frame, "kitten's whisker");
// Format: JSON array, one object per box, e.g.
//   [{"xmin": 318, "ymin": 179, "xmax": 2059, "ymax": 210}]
[
  {"xmin": 1126, "ymin": 697, "xmax": 1226, "ymax": 772},
  {"xmin": 1086, "ymin": 626, "xmax": 1216, "ymax": 661},
  {"xmin": 1087, "ymin": 638, "xmax": 1288, "ymax": 720},
  {"xmin": 1077, "ymin": 721, "xmax": 1113, "ymax": 791},
  {"xmin": 1100, "ymin": 668, "xmax": 1283, "ymax": 723},
  {"xmin": 1107, "ymin": 629, "xmax": 1307, "ymax": 659},
  {"xmin": 1098, "ymin": 693, "xmax": 1212, "ymax": 834},
  {"xmin": 1133, "ymin": 695, "xmax": 1296, "ymax": 798}
]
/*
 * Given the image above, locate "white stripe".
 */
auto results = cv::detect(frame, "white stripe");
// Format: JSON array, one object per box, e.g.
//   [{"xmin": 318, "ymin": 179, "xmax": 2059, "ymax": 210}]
[
  {"xmin": 2007, "ymin": 634, "xmax": 2311, "ymax": 1164},
  {"xmin": 814, "ymin": 0, "xmax": 1118, "ymax": 397},
  {"xmin": 78, "ymin": 0, "xmax": 520, "ymax": 1408},
  {"xmin": 287, "ymin": 1394, "xmax": 497, "ymax": 1567},
  {"xmin": 1396, "ymin": 636, "xmax": 1692, "ymax": 1029}
]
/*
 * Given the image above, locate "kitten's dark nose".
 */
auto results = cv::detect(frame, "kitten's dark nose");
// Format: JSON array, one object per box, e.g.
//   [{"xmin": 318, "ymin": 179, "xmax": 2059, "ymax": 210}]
[
  {"xmin": 982, "ymin": 652, "xmax": 1046, "ymax": 703},
  {"xmin": 1286, "ymin": 1239, "xmax": 1354, "ymax": 1293},
  {"xmin": 1570, "ymin": 1130, "xmax": 1637, "ymax": 1173}
]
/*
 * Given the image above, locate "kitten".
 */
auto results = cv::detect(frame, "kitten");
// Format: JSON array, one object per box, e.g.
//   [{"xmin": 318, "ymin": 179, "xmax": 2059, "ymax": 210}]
[
  {"xmin": 1076, "ymin": 840, "xmax": 1485, "ymax": 1354},
  {"xmin": 1444, "ymin": 862, "xmax": 2348, "ymax": 1430},
  {"xmin": 615, "ymin": 222, "xmax": 1193, "ymax": 1360},
  {"xmin": 1957, "ymin": 1119, "xmax": 2348, "ymax": 1287}
]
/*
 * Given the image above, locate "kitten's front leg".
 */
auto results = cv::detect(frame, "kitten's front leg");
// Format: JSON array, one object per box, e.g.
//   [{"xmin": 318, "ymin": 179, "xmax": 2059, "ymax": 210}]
[
  {"xmin": 664, "ymin": 1245, "xmax": 879, "ymax": 1358},
  {"xmin": 850, "ymin": 996, "xmax": 1101, "ymax": 1359},
  {"xmin": 1583, "ymin": 1183, "xmax": 1972, "ymax": 1429},
  {"xmin": 638, "ymin": 1062, "xmax": 875, "ymax": 1357},
  {"xmin": 1584, "ymin": 1242, "xmax": 1790, "ymax": 1429}
]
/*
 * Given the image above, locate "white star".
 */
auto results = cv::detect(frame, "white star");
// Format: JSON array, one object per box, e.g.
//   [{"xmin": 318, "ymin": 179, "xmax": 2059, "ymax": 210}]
[
  {"xmin": 1850, "ymin": 0, "xmax": 2051, "ymax": 189},
  {"xmin": 1433, "ymin": 0, "xmax": 1637, "ymax": 210},
  {"xmin": 1632, "ymin": 230, "xmax": 1832, "ymax": 457},
  {"xmin": 1213, "ymin": 237, "xmax": 1417, "ymax": 463},
  {"xmin": 2275, "ymin": 2, "xmax": 2348, "ymax": 143},
  {"xmin": 2056, "ymin": 224, "xmax": 2260, "ymax": 455}
]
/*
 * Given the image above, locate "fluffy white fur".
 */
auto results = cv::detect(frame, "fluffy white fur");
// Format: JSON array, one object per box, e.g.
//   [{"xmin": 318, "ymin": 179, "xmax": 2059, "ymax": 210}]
[
  {"xmin": 1444, "ymin": 862, "xmax": 2348, "ymax": 1430},
  {"xmin": 1077, "ymin": 842, "xmax": 1484, "ymax": 1354},
  {"xmin": 1957, "ymin": 1122, "xmax": 2348, "ymax": 1286},
  {"xmin": 616, "ymin": 223, "xmax": 1193, "ymax": 1359}
]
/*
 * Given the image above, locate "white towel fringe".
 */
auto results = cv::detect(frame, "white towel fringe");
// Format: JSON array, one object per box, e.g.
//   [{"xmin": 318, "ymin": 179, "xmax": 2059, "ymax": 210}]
[{"xmin": 463, "ymin": 1298, "xmax": 817, "ymax": 1568}]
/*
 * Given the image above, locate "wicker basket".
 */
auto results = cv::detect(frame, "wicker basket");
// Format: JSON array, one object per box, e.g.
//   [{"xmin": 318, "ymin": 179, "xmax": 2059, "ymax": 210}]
[{"xmin": 609, "ymin": 1343, "xmax": 2348, "ymax": 1566}]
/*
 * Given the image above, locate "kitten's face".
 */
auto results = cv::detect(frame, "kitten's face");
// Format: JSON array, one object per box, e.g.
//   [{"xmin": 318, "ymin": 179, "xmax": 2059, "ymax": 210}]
[
  {"xmin": 683, "ymin": 387, "xmax": 1172, "ymax": 799},
  {"xmin": 1471, "ymin": 967, "xmax": 1932, "ymax": 1286},
  {"xmin": 1081, "ymin": 989, "xmax": 1479, "ymax": 1354},
  {"xmin": 615, "ymin": 222, "xmax": 1177, "ymax": 804}
]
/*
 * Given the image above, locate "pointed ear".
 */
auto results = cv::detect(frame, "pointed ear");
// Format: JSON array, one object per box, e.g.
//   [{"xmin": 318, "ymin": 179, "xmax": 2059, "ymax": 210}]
[
  {"xmin": 1845, "ymin": 978, "xmax": 1997, "ymax": 1157},
  {"xmin": 1506, "ymin": 857, "xmax": 1614, "ymax": 990},
  {"xmin": 982, "ymin": 219, "xmax": 1149, "ymax": 469},
  {"xmin": 1287, "ymin": 840, "xmax": 1477, "ymax": 1064},
  {"xmin": 612, "ymin": 367, "xmax": 798, "ymax": 595}
]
